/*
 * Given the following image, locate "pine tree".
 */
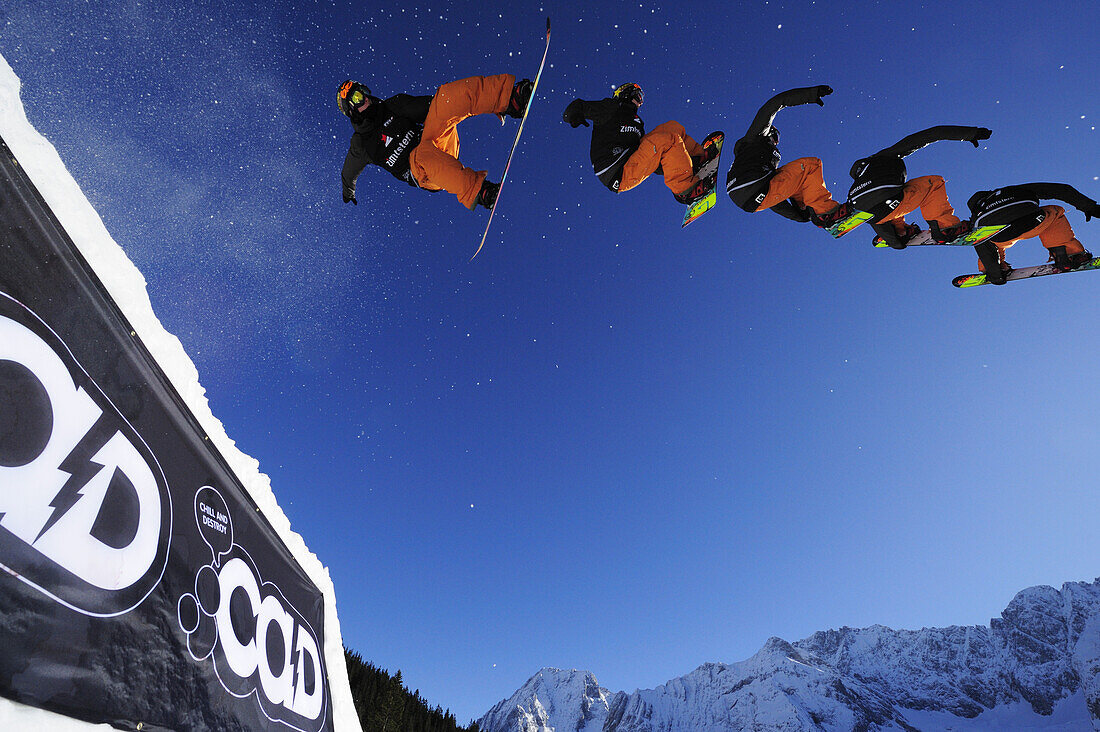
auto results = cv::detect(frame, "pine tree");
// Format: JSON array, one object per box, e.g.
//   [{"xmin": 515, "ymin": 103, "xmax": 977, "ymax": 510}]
[{"xmin": 344, "ymin": 648, "xmax": 480, "ymax": 732}]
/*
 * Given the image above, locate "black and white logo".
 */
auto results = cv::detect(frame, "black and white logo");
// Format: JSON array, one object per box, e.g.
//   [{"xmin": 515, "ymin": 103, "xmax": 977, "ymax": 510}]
[
  {"xmin": 178, "ymin": 486, "xmax": 329, "ymax": 732},
  {"xmin": 0, "ymin": 292, "xmax": 172, "ymax": 616}
]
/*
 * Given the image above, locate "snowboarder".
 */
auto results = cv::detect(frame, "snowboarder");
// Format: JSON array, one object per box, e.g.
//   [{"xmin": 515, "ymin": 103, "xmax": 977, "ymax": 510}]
[
  {"xmin": 561, "ymin": 83, "xmax": 716, "ymax": 204},
  {"xmin": 965, "ymin": 183, "xmax": 1099, "ymax": 284},
  {"xmin": 338, "ymin": 75, "xmax": 533, "ymax": 210},
  {"xmin": 725, "ymin": 85, "xmax": 852, "ymax": 227},
  {"xmin": 847, "ymin": 125, "xmax": 991, "ymax": 248}
]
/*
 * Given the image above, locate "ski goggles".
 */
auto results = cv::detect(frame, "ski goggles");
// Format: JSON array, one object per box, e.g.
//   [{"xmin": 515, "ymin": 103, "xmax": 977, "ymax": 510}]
[
  {"xmin": 614, "ymin": 83, "xmax": 644, "ymax": 105},
  {"xmin": 338, "ymin": 81, "xmax": 371, "ymax": 116}
]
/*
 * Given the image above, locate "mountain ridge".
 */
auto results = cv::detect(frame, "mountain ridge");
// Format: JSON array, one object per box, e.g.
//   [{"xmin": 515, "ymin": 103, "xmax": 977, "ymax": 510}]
[{"xmin": 478, "ymin": 578, "xmax": 1100, "ymax": 731}]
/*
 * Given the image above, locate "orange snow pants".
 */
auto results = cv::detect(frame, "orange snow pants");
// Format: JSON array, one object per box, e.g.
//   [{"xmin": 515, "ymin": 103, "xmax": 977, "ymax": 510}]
[
  {"xmin": 753, "ymin": 158, "xmax": 839, "ymax": 214},
  {"xmin": 874, "ymin": 175, "xmax": 960, "ymax": 236},
  {"xmin": 619, "ymin": 121, "xmax": 705, "ymax": 195},
  {"xmin": 408, "ymin": 74, "xmax": 515, "ymax": 210},
  {"xmin": 978, "ymin": 205, "xmax": 1085, "ymax": 271}
]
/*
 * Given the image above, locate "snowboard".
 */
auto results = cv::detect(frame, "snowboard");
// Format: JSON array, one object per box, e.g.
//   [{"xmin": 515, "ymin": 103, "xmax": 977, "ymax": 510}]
[
  {"xmin": 952, "ymin": 256, "xmax": 1100, "ymax": 288},
  {"xmin": 825, "ymin": 208, "xmax": 876, "ymax": 238},
  {"xmin": 681, "ymin": 131, "xmax": 725, "ymax": 227},
  {"xmin": 471, "ymin": 17, "xmax": 551, "ymax": 261},
  {"xmin": 872, "ymin": 224, "xmax": 1007, "ymax": 248}
]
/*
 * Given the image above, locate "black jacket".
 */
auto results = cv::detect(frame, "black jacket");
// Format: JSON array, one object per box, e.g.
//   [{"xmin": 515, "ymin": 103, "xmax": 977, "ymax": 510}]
[
  {"xmin": 968, "ymin": 183, "xmax": 1099, "ymax": 242},
  {"xmin": 848, "ymin": 125, "xmax": 988, "ymax": 220},
  {"xmin": 725, "ymin": 87, "xmax": 826, "ymax": 213},
  {"xmin": 563, "ymin": 97, "xmax": 645, "ymax": 191},
  {"xmin": 341, "ymin": 93, "xmax": 433, "ymax": 199}
]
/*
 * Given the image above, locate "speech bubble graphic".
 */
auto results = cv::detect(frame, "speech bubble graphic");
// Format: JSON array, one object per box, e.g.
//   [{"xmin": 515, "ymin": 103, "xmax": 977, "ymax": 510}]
[
  {"xmin": 178, "ymin": 591, "xmax": 218, "ymax": 661},
  {"xmin": 194, "ymin": 486, "xmax": 233, "ymax": 567},
  {"xmin": 195, "ymin": 564, "xmax": 221, "ymax": 615}
]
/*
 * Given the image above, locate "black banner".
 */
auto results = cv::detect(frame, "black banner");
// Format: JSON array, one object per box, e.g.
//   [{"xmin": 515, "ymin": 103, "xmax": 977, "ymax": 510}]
[{"xmin": 0, "ymin": 136, "xmax": 334, "ymax": 731}]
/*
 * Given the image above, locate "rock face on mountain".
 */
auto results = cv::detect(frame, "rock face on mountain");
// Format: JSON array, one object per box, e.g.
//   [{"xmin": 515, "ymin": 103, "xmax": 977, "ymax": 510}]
[
  {"xmin": 478, "ymin": 579, "xmax": 1100, "ymax": 731},
  {"xmin": 478, "ymin": 669, "xmax": 612, "ymax": 732}
]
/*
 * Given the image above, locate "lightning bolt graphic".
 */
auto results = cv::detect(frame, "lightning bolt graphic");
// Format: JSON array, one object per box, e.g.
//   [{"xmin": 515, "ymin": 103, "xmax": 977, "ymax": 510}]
[{"xmin": 35, "ymin": 412, "xmax": 115, "ymax": 542}]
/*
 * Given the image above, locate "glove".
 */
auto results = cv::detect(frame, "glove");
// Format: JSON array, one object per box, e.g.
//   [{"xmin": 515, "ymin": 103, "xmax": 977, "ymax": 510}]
[
  {"xmin": 343, "ymin": 188, "xmax": 357, "ymax": 205},
  {"xmin": 562, "ymin": 100, "xmax": 589, "ymax": 128},
  {"xmin": 970, "ymin": 128, "xmax": 992, "ymax": 147},
  {"xmin": 1084, "ymin": 202, "xmax": 1099, "ymax": 222},
  {"xmin": 563, "ymin": 112, "xmax": 589, "ymax": 128},
  {"xmin": 814, "ymin": 85, "xmax": 833, "ymax": 106}
]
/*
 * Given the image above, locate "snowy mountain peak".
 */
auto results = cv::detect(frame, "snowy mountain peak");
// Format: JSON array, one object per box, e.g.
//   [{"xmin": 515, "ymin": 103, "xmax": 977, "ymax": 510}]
[
  {"xmin": 479, "ymin": 579, "xmax": 1100, "ymax": 731},
  {"xmin": 478, "ymin": 668, "xmax": 611, "ymax": 732}
]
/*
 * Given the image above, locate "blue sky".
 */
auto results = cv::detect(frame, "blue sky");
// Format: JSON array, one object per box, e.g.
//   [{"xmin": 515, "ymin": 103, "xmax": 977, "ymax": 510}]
[{"xmin": 3, "ymin": 0, "xmax": 1099, "ymax": 724}]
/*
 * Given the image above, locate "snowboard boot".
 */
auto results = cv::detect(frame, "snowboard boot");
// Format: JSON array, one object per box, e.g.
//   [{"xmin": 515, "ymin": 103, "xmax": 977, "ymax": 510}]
[
  {"xmin": 975, "ymin": 241, "xmax": 1009, "ymax": 284},
  {"xmin": 869, "ymin": 221, "xmax": 919, "ymax": 249},
  {"xmin": 930, "ymin": 219, "xmax": 972, "ymax": 244},
  {"xmin": 690, "ymin": 153, "xmax": 707, "ymax": 174},
  {"xmin": 1069, "ymin": 250, "xmax": 1094, "ymax": 268},
  {"xmin": 776, "ymin": 200, "xmax": 813, "ymax": 223},
  {"xmin": 674, "ymin": 176, "xmax": 711, "ymax": 205},
  {"xmin": 810, "ymin": 202, "xmax": 853, "ymax": 229},
  {"xmin": 898, "ymin": 222, "xmax": 922, "ymax": 245},
  {"xmin": 477, "ymin": 179, "xmax": 500, "ymax": 209},
  {"xmin": 691, "ymin": 132, "xmax": 723, "ymax": 173},
  {"xmin": 504, "ymin": 79, "xmax": 534, "ymax": 119},
  {"xmin": 1049, "ymin": 245, "xmax": 1093, "ymax": 272}
]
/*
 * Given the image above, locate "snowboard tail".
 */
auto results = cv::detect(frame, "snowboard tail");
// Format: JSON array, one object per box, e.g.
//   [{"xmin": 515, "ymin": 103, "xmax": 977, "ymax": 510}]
[{"xmin": 826, "ymin": 208, "xmax": 875, "ymax": 238}]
